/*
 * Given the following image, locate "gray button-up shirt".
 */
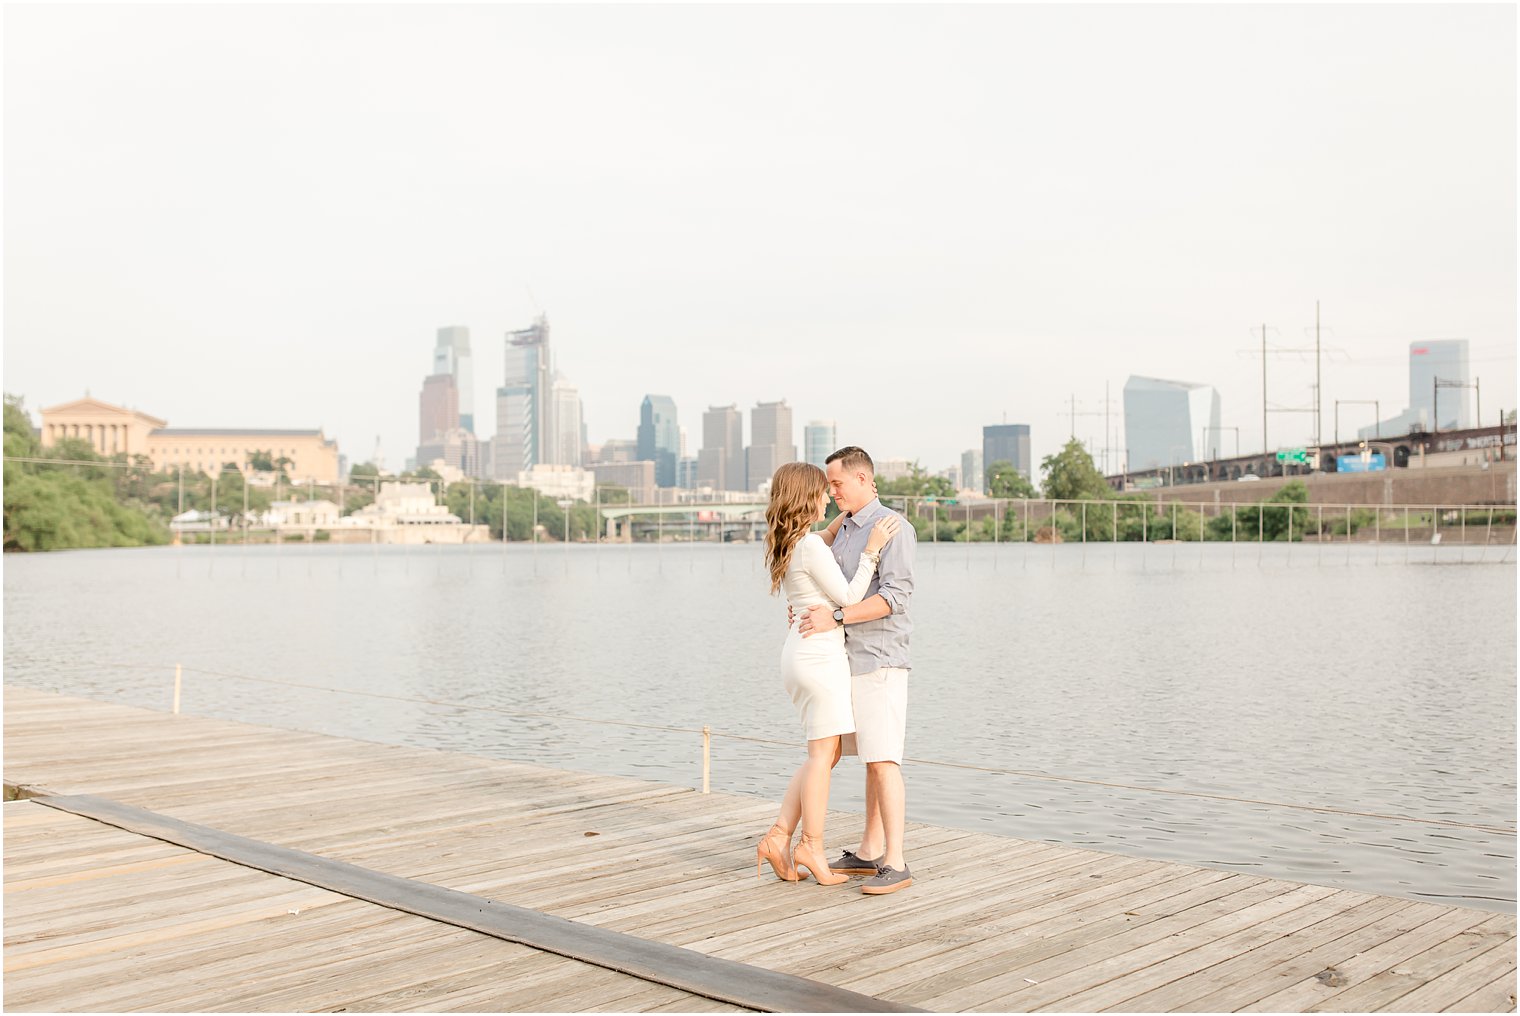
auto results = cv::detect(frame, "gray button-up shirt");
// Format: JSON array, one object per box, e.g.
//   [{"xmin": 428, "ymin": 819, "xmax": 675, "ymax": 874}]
[{"xmin": 831, "ymin": 498, "xmax": 915, "ymax": 674}]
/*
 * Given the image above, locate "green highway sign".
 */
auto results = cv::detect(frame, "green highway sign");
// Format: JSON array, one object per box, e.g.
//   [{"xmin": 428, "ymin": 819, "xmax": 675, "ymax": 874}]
[{"xmin": 1275, "ymin": 448, "xmax": 1310, "ymax": 464}]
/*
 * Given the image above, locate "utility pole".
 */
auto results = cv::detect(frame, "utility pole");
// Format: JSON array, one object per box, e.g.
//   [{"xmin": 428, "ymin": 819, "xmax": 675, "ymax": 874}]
[
  {"xmin": 1334, "ymin": 400, "xmax": 1380, "ymax": 449},
  {"xmin": 1242, "ymin": 318, "xmax": 1323, "ymax": 462},
  {"xmin": 1261, "ymin": 323, "xmax": 1268, "ymax": 454},
  {"xmin": 1202, "ymin": 426, "xmax": 1240, "ymax": 461},
  {"xmin": 1087, "ymin": 381, "xmax": 1122, "ymax": 475},
  {"xmin": 1060, "ymin": 395, "xmax": 1106, "ymax": 467},
  {"xmin": 1434, "ymin": 377, "xmax": 1481, "ymax": 434},
  {"xmin": 1314, "ymin": 300, "xmax": 1322, "ymax": 448}
]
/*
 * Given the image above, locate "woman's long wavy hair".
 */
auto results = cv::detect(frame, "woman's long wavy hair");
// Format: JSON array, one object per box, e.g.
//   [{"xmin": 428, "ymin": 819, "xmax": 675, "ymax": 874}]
[{"xmin": 765, "ymin": 462, "xmax": 828, "ymax": 595}]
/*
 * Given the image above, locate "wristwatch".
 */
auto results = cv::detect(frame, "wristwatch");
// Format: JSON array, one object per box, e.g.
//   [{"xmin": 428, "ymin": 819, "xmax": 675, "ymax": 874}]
[{"xmin": 832, "ymin": 607, "xmax": 846, "ymax": 627}]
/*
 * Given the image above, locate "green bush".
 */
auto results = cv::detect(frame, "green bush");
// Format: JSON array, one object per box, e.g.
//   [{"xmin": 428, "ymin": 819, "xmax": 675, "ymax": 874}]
[
  {"xmin": 3, "ymin": 469, "xmax": 169, "ymax": 551},
  {"xmin": 1211, "ymin": 481, "xmax": 1313, "ymax": 542},
  {"xmin": 3, "ymin": 395, "xmax": 170, "ymax": 551},
  {"xmin": 1329, "ymin": 508, "xmax": 1378, "ymax": 536}
]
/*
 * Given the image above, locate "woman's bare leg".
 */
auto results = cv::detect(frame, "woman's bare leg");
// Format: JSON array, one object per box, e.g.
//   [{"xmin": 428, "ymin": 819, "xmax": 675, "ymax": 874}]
[
  {"xmin": 791, "ymin": 735, "xmax": 848, "ymax": 885},
  {"xmin": 774, "ymin": 739, "xmax": 841, "ymax": 836},
  {"xmin": 760, "ymin": 740, "xmax": 843, "ymax": 882},
  {"xmin": 758, "ymin": 769, "xmax": 801, "ymax": 881},
  {"xmin": 775, "ymin": 768, "xmax": 803, "ymax": 836}
]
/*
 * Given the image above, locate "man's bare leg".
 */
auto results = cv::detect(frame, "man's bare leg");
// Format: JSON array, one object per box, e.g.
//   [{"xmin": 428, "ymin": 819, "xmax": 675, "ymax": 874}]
[
  {"xmin": 868, "ymin": 760, "xmax": 906, "ymax": 870},
  {"xmin": 857, "ymin": 765, "xmax": 886, "ymax": 860}
]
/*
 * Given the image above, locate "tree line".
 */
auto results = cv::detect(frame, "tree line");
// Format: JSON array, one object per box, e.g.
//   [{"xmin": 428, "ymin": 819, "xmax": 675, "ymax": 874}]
[
  {"xmin": 2, "ymin": 394, "xmax": 638, "ymax": 551},
  {"xmin": 876, "ymin": 439, "xmax": 1318, "ymax": 543}
]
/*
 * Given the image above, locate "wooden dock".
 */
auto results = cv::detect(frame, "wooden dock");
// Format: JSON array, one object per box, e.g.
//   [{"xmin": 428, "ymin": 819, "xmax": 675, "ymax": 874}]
[{"xmin": 4, "ymin": 686, "xmax": 1514, "ymax": 1012}]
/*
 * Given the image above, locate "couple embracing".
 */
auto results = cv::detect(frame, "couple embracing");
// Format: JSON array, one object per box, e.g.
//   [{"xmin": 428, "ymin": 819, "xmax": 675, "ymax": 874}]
[{"xmin": 756, "ymin": 445, "xmax": 916, "ymax": 896}]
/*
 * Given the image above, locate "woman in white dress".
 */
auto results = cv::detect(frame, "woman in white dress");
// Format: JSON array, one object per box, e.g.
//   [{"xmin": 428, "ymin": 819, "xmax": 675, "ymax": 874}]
[{"xmin": 756, "ymin": 462, "xmax": 899, "ymax": 885}]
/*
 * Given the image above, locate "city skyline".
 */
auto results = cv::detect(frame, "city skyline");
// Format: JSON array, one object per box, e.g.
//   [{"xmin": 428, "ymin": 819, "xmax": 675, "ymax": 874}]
[{"xmin": 5, "ymin": 5, "xmax": 1514, "ymax": 476}]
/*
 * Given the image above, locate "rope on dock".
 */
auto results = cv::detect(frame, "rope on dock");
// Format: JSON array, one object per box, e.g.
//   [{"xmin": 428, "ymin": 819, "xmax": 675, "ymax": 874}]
[
  {"xmin": 32, "ymin": 792, "xmax": 922, "ymax": 1014},
  {"xmin": 35, "ymin": 659, "xmax": 1516, "ymax": 838}
]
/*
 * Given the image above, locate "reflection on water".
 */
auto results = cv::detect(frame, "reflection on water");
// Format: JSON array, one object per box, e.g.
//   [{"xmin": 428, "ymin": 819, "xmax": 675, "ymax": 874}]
[{"xmin": 5, "ymin": 540, "xmax": 1515, "ymax": 913}]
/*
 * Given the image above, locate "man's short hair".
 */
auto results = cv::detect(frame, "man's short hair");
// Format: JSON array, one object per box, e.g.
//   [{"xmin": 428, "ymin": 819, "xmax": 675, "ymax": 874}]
[{"xmin": 825, "ymin": 446, "xmax": 874, "ymax": 476}]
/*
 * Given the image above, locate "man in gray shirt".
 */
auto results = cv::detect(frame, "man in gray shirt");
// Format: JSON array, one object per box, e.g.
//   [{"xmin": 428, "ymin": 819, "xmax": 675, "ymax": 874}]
[{"xmin": 798, "ymin": 445, "xmax": 917, "ymax": 895}]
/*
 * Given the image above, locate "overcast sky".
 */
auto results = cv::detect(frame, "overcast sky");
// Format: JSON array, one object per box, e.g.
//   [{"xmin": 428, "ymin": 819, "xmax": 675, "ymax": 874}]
[{"xmin": 5, "ymin": 4, "xmax": 1515, "ymax": 475}]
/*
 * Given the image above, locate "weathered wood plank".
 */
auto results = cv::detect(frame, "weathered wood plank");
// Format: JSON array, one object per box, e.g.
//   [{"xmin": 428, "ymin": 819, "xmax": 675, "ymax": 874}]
[
  {"xmin": 1441, "ymin": 965, "xmax": 1518, "ymax": 1013},
  {"xmin": 915, "ymin": 875, "xmax": 1289, "ymax": 1010},
  {"xmin": 1393, "ymin": 935, "xmax": 1517, "ymax": 1012},
  {"xmin": 854, "ymin": 867, "xmax": 1240, "ymax": 1006},
  {"xmin": 1026, "ymin": 883, "xmax": 1346, "ymax": 1011},
  {"xmin": 1106, "ymin": 891, "xmax": 1415, "ymax": 1011},
  {"xmin": 1239, "ymin": 906, "xmax": 1496, "ymax": 1012},
  {"xmin": 1308, "ymin": 914, "xmax": 1516, "ymax": 1012}
]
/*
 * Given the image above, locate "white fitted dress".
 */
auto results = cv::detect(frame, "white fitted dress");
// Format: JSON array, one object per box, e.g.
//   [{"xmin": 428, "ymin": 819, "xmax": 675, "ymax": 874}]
[{"xmin": 779, "ymin": 533, "xmax": 880, "ymax": 740}]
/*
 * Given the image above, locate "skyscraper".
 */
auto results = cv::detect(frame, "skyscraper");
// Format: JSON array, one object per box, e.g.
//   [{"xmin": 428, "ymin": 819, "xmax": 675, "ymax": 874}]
[
  {"xmin": 983, "ymin": 424, "xmax": 1032, "ymax": 480},
  {"xmin": 433, "ymin": 326, "xmax": 474, "ymax": 433},
  {"xmin": 1360, "ymin": 339, "xmax": 1474, "ymax": 438},
  {"xmin": 550, "ymin": 376, "xmax": 584, "ymax": 467},
  {"xmin": 416, "ymin": 427, "xmax": 483, "ymax": 479},
  {"xmin": 804, "ymin": 420, "xmax": 837, "ymax": 468},
  {"xmin": 961, "ymin": 448, "xmax": 984, "ymax": 492},
  {"xmin": 1411, "ymin": 339, "xmax": 1472, "ymax": 430},
  {"xmin": 418, "ymin": 373, "xmax": 458, "ymax": 451},
  {"xmin": 593, "ymin": 438, "xmax": 639, "ymax": 464},
  {"xmin": 1123, "ymin": 376, "xmax": 1221, "ymax": 470},
  {"xmin": 698, "ymin": 404, "xmax": 743, "ymax": 491},
  {"xmin": 638, "ymin": 395, "xmax": 680, "ymax": 488},
  {"xmin": 495, "ymin": 315, "xmax": 551, "ymax": 480},
  {"xmin": 747, "ymin": 400, "xmax": 797, "ymax": 490}
]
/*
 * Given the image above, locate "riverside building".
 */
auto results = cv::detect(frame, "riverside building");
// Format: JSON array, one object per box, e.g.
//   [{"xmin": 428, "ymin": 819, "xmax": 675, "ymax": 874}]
[
  {"xmin": 342, "ymin": 481, "xmax": 488, "ymax": 544},
  {"xmin": 1122, "ymin": 376, "xmax": 1221, "ymax": 471},
  {"xmin": 39, "ymin": 396, "xmax": 340, "ymax": 483}
]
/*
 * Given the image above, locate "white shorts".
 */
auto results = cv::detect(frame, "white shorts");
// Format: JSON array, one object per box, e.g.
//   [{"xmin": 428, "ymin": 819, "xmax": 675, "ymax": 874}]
[{"xmin": 840, "ymin": 667, "xmax": 908, "ymax": 764}]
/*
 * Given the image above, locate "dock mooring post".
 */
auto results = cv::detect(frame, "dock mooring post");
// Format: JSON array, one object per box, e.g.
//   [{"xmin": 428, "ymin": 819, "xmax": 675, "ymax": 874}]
[{"xmin": 701, "ymin": 726, "xmax": 711, "ymax": 794}]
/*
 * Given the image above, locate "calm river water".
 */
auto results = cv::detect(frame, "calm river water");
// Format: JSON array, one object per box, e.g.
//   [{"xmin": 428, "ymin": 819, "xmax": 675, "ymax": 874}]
[{"xmin": 4, "ymin": 539, "xmax": 1515, "ymax": 913}]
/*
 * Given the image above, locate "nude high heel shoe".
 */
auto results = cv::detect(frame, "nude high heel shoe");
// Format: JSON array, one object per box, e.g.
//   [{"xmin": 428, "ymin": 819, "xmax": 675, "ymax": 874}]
[
  {"xmin": 756, "ymin": 825, "xmax": 801, "ymax": 882},
  {"xmin": 792, "ymin": 833, "xmax": 848, "ymax": 886}
]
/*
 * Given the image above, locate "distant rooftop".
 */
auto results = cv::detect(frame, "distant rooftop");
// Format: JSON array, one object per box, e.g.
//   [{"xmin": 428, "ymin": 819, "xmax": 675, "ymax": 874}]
[
  {"xmin": 151, "ymin": 428, "xmax": 325, "ymax": 436},
  {"xmin": 1125, "ymin": 375, "xmax": 1213, "ymax": 391}
]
